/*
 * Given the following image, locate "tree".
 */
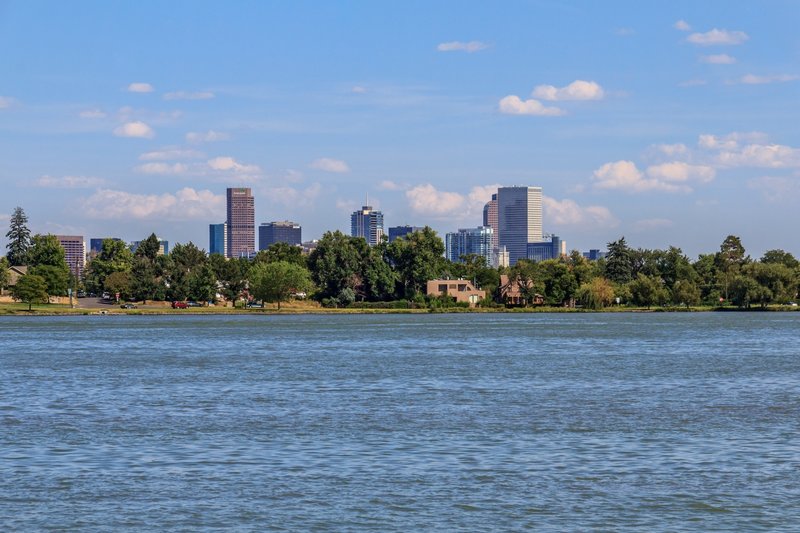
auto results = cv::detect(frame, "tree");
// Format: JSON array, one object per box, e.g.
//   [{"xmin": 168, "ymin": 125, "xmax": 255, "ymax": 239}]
[
  {"xmin": 604, "ymin": 237, "xmax": 633, "ymax": 284},
  {"xmin": 29, "ymin": 265, "xmax": 69, "ymax": 296},
  {"xmin": 104, "ymin": 271, "xmax": 131, "ymax": 300},
  {"xmin": 716, "ymin": 235, "xmax": 747, "ymax": 301},
  {"xmin": 578, "ymin": 277, "xmax": 615, "ymax": 310},
  {"xmin": 134, "ymin": 233, "xmax": 162, "ymax": 261},
  {"xmin": 249, "ymin": 261, "xmax": 312, "ymax": 310},
  {"xmin": 629, "ymin": 273, "xmax": 667, "ymax": 309},
  {"xmin": 307, "ymin": 231, "xmax": 364, "ymax": 300},
  {"xmin": 761, "ymin": 249, "xmax": 799, "ymax": 269},
  {"xmin": 537, "ymin": 259, "xmax": 577, "ymax": 306},
  {"xmin": 209, "ymin": 254, "xmax": 248, "ymax": 302},
  {"xmin": 672, "ymin": 280, "xmax": 701, "ymax": 309},
  {"xmin": 5, "ymin": 207, "xmax": 31, "ymax": 266},
  {"xmin": 84, "ymin": 239, "xmax": 133, "ymax": 294},
  {"xmin": 166, "ymin": 242, "xmax": 207, "ymax": 300},
  {"xmin": 0, "ymin": 257, "xmax": 9, "ymax": 291},
  {"xmin": 187, "ymin": 263, "xmax": 218, "ymax": 302},
  {"xmin": 253, "ymin": 242, "xmax": 306, "ymax": 267},
  {"xmin": 11, "ymin": 274, "xmax": 49, "ymax": 310},
  {"xmin": 385, "ymin": 227, "xmax": 445, "ymax": 298}
]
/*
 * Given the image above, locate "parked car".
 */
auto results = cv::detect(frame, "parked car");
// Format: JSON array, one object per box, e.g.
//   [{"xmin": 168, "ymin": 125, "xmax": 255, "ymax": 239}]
[
  {"xmin": 77, "ymin": 290, "xmax": 86, "ymax": 298},
  {"xmin": 172, "ymin": 301, "xmax": 188, "ymax": 309},
  {"xmin": 120, "ymin": 303, "xmax": 138, "ymax": 309},
  {"xmin": 186, "ymin": 301, "xmax": 202, "ymax": 307},
  {"xmin": 246, "ymin": 301, "xmax": 263, "ymax": 308}
]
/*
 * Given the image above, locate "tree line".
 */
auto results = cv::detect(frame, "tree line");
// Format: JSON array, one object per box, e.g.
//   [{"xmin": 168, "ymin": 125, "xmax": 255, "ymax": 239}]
[{"xmin": 3, "ymin": 206, "xmax": 799, "ymax": 309}]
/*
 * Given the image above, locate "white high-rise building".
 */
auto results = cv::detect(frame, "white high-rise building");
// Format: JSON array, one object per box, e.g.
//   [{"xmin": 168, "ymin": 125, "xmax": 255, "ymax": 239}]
[{"xmin": 497, "ymin": 186, "xmax": 542, "ymax": 266}]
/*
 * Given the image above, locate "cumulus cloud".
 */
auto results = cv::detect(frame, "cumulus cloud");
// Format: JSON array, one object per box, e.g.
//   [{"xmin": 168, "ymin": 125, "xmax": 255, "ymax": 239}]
[
  {"xmin": 163, "ymin": 91, "xmax": 215, "ymax": 100},
  {"xmin": 715, "ymin": 143, "xmax": 800, "ymax": 168},
  {"xmin": 378, "ymin": 180, "xmax": 403, "ymax": 191},
  {"xmin": 207, "ymin": 156, "xmax": 260, "ymax": 173},
  {"xmin": 748, "ymin": 176, "xmax": 800, "ymax": 202},
  {"xmin": 262, "ymin": 183, "xmax": 322, "ymax": 208},
  {"xmin": 592, "ymin": 160, "xmax": 694, "ymax": 193},
  {"xmin": 406, "ymin": 184, "xmax": 465, "ymax": 216},
  {"xmin": 82, "ymin": 188, "xmax": 224, "ymax": 220},
  {"xmin": 186, "ymin": 130, "xmax": 230, "ymax": 143},
  {"xmin": 310, "ymin": 157, "xmax": 350, "ymax": 173},
  {"xmin": 738, "ymin": 73, "xmax": 799, "ymax": 85},
  {"xmin": 351, "ymin": 85, "xmax": 367, "ymax": 93},
  {"xmin": 700, "ymin": 54, "xmax": 736, "ymax": 64},
  {"xmin": 437, "ymin": 41, "xmax": 489, "ymax": 53},
  {"xmin": 0, "ymin": 96, "xmax": 18, "ymax": 108},
  {"xmin": 542, "ymin": 196, "xmax": 618, "ymax": 228},
  {"xmin": 498, "ymin": 95, "xmax": 564, "ymax": 116},
  {"xmin": 34, "ymin": 175, "xmax": 106, "ymax": 189},
  {"xmin": 645, "ymin": 162, "xmax": 716, "ymax": 184},
  {"xmin": 79, "ymin": 109, "xmax": 107, "ymax": 119},
  {"xmin": 674, "ymin": 20, "xmax": 691, "ymax": 31},
  {"xmin": 135, "ymin": 162, "xmax": 189, "ymax": 175},
  {"xmin": 127, "ymin": 82, "xmax": 154, "ymax": 93},
  {"xmin": 113, "ymin": 121, "xmax": 155, "ymax": 139},
  {"xmin": 139, "ymin": 148, "xmax": 205, "ymax": 161},
  {"xmin": 532, "ymin": 80, "xmax": 605, "ymax": 101},
  {"xmin": 686, "ymin": 28, "xmax": 749, "ymax": 46},
  {"xmin": 652, "ymin": 143, "xmax": 689, "ymax": 157}
]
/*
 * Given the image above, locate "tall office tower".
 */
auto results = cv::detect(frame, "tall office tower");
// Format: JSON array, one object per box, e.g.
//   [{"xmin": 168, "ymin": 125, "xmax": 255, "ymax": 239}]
[
  {"xmin": 497, "ymin": 186, "xmax": 543, "ymax": 266},
  {"xmin": 350, "ymin": 205, "xmax": 384, "ymax": 246},
  {"xmin": 89, "ymin": 237, "xmax": 122, "ymax": 257},
  {"xmin": 388, "ymin": 225, "xmax": 423, "ymax": 242},
  {"xmin": 445, "ymin": 226, "xmax": 494, "ymax": 265},
  {"xmin": 56, "ymin": 235, "xmax": 86, "ymax": 279},
  {"xmin": 226, "ymin": 187, "xmax": 255, "ymax": 258},
  {"xmin": 482, "ymin": 193, "xmax": 499, "ymax": 251},
  {"xmin": 259, "ymin": 221, "xmax": 302, "ymax": 250},
  {"xmin": 209, "ymin": 223, "xmax": 227, "ymax": 256}
]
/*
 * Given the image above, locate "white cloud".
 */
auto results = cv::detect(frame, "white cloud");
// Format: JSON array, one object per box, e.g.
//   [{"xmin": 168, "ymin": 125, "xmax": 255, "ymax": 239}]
[
  {"xmin": 0, "ymin": 96, "xmax": 18, "ymax": 108},
  {"xmin": 186, "ymin": 130, "xmax": 230, "ymax": 143},
  {"xmin": 633, "ymin": 218, "xmax": 674, "ymax": 231},
  {"xmin": 262, "ymin": 183, "xmax": 322, "ymax": 208},
  {"xmin": 700, "ymin": 53, "xmax": 736, "ymax": 64},
  {"xmin": 498, "ymin": 95, "xmax": 564, "ymax": 116},
  {"xmin": 748, "ymin": 176, "xmax": 800, "ymax": 202},
  {"xmin": 715, "ymin": 143, "xmax": 800, "ymax": 168},
  {"xmin": 406, "ymin": 184, "xmax": 465, "ymax": 216},
  {"xmin": 351, "ymin": 85, "xmax": 367, "ymax": 94},
  {"xmin": 378, "ymin": 180, "xmax": 403, "ymax": 191},
  {"xmin": 135, "ymin": 162, "xmax": 189, "ymax": 175},
  {"xmin": 310, "ymin": 157, "xmax": 350, "ymax": 173},
  {"xmin": 163, "ymin": 91, "xmax": 215, "ymax": 100},
  {"xmin": 79, "ymin": 109, "xmax": 107, "ymax": 119},
  {"xmin": 698, "ymin": 132, "xmax": 768, "ymax": 150},
  {"xmin": 127, "ymin": 82, "xmax": 154, "ymax": 93},
  {"xmin": 113, "ymin": 121, "xmax": 155, "ymax": 139},
  {"xmin": 686, "ymin": 28, "xmax": 749, "ymax": 46},
  {"xmin": 674, "ymin": 20, "xmax": 691, "ymax": 31},
  {"xmin": 81, "ymin": 188, "xmax": 224, "ymax": 220},
  {"xmin": 139, "ymin": 148, "xmax": 205, "ymax": 161},
  {"xmin": 207, "ymin": 156, "xmax": 260, "ymax": 173},
  {"xmin": 532, "ymin": 80, "xmax": 605, "ymax": 101},
  {"xmin": 542, "ymin": 196, "xmax": 618, "ymax": 228},
  {"xmin": 738, "ymin": 73, "xmax": 799, "ymax": 85},
  {"xmin": 34, "ymin": 175, "xmax": 106, "ymax": 189},
  {"xmin": 645, "ymin": 162, "xmax": 716, "ymax": 183},
  {"xmin": 652, "ymin": 143, "xmax": 689, "ymax": 157},
  {"xmin": 437, "ymin": 41, "xmax": 489, "ymax": 53},
  {"xmin": 592, "ymin": 160, "xmax": 688, "ymax": 193}
]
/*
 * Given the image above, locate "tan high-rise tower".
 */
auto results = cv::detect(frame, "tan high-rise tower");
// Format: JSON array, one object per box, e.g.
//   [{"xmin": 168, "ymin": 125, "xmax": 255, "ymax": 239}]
[{"xmin": 226, "ymin": 187, "xmax": 255, "ymax": 258}]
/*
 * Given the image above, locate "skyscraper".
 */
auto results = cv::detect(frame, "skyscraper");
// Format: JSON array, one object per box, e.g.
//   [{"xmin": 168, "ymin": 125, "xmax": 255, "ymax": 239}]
[
  {"xmin": 350, "ymin": 205, "xmax": 384, "ymax": 246},
  {"xmin": 388, "ymin": 225, "xmax": 423, "ymax": 242},
  {"xmin": 497, "ymin": 186, "xmax": 543, "ymax": 266},
  {"xmin": 209, "ymin": 223, "xmax": 227, "ymax": 256},
  {"xmin": 226, "ymin": 187, "xmax": 255, "ymax": 258},
  {"xmin": 445, "ymin": 226, "xmax": 494, "ymax": 265},
  {"xmin": 482, "ymin": 193, "xmax": 498, "ymax": 251},
  {"xmin": 259, "ymin": 221, "xmax": 302, "ymax": 250},
  {"xmin": 56, "ymin": 235, "xmax": 85, "ymax": 279}
]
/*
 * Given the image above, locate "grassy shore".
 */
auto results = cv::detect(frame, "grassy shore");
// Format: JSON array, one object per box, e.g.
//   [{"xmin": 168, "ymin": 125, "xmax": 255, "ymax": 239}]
[{"xmin": 1, "ymin": 301, "xmax": 798, "ymax": 316}]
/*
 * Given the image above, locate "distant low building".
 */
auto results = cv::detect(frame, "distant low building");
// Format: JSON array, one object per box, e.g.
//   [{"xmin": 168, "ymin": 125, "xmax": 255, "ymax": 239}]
[
  {"xmin": 583, "ymin": 249, "xmax": 605, "ymax": 260},
  {"xmin": 2, "ymin": 265, "xmax": 28, "ymax": 295},
  {"xmin": 259, "ymin": 221, "xmax": 302, "ymax": 250},
  {"xmin": 388, "ymin": 225, "xmax": 422, "ymax": 242},
  {"xmin": 426, "ymin": 279, "xmax": 486, "ymax": 307},
  {"xmin": 499, "ymin": 274, "xmax": 543, "ymax": 306},
  {"xmin": 526, "ymin": 235, "xmax": 565, "ymax": 262},
  {"xmin": 130, "ymin": 239, "xmax": 169, "ymax": 256}
]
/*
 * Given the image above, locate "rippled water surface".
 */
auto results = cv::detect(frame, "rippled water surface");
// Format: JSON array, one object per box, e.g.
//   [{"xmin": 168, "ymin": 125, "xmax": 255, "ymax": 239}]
[{"xmin": 1, "ymin": 313, "xmax": 799, "ymax": 531}]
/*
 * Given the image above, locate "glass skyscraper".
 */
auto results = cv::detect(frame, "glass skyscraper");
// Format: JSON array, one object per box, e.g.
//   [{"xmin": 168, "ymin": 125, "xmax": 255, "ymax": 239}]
[
  {"xmin": 445, "ymin": 226, "xmax": 494, "ymax": 265},
  {"xmin": 350, "ymin": 205, "xmax": 384, "ymax": 246},
  {"xmin": 209, "ymin": 223, "xmax": 227, "ymax": 256},
  {"xmin": 497, "ymin": 186, "xmax": 542, "ymax": 266}
]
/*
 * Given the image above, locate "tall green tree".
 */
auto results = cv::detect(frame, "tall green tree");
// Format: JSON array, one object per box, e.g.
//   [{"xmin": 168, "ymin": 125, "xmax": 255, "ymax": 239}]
[
  {"xmin": 604, "ymin": 237, "xmax": 633, "ymax": 284},
  {"xmin": 716, "ymin": 235, "xmax": 747, "ymax": 301},
  {"xmin": 760, "ymin": 249, "xmax": 799, "ymax": 269},
  {"xmin": 672, "ymin": 280, "xmax": 701, "ymax": 309},
  {"xmin": 104, "ymin": 271, "xmax": 131, "ymax": 300},
  {"xmin": 629, "ymin": 273, "xmax": 668, "ymax": 309},
  {"xmin": 249, "ymin": 260, "xmax": 312, "ymax": 310},
  {"xmin": 166, "ymin": 242, "xmax": 207, "ymax": 300},
  {"xmin": 84, "ymin": 239, "xmax": 133, "ymax": 294},
  {"xmin": 26, "ymin": 234, "xmax": 70, "ymax": 295},
  {"xmin": 208, "ymin": 254, "xmax": 248, "ymax": 302},
  {"xmin": 5, "ymin": 207, "xmax": 31, "ymax": 266},
  {"xmin": 29, "ymin": 265, "xmax": 69, "ymax": 296},
  {"xmin": 11, "ymin": 274, "xmax": 49, "ymax": 310},
  {"xmin": 253, "ymin": 242, "xmax": 306, "ymax": 267},
  {"xmin": 0, "ymin": 257, "xmax": 9, "ymax": 291},
  {"xmin": 385, "ymin": 227, "xmax": 445, "ymax": 298},
  {"xmin": 537, "ymin": 259, "xmax": 578, "ymax": 306},
  {"xmin": 135, "ymin": 233, "xmax": 162, "ymax": 261},
  {"xmin": 307, "ymin": 231, "xmax": 364, "ymax": 301},
  {"xmin": 577, "ymin": 277, "xmax": 615, "ymax": 310},
  {"xmin": 187, "ymin": 263, "xmax": 218, "ymax": 302}
]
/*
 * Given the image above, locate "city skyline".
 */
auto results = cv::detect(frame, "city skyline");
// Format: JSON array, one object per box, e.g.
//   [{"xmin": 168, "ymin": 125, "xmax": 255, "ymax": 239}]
[{"xmin": 1, "ymin": 2, "xmax": 799, "ymax": 258}]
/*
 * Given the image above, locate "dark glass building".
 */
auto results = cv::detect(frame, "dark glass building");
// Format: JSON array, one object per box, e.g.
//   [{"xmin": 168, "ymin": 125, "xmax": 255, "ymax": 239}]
[{"xmin": 259, "ymin": 221, "xmax": 302, "ymax": 250}]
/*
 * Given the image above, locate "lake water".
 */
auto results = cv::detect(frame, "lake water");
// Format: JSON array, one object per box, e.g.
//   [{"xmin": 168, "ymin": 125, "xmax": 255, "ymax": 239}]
[{"xmin": 1, "ymin": 313, "xmax": 799, "ymax": 531}]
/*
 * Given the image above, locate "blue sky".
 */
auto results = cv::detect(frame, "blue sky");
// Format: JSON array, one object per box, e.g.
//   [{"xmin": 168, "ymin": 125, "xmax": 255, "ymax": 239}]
[{"xmin": 1, "ymin": 0, "xmax": 798, "ymax": 258}]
